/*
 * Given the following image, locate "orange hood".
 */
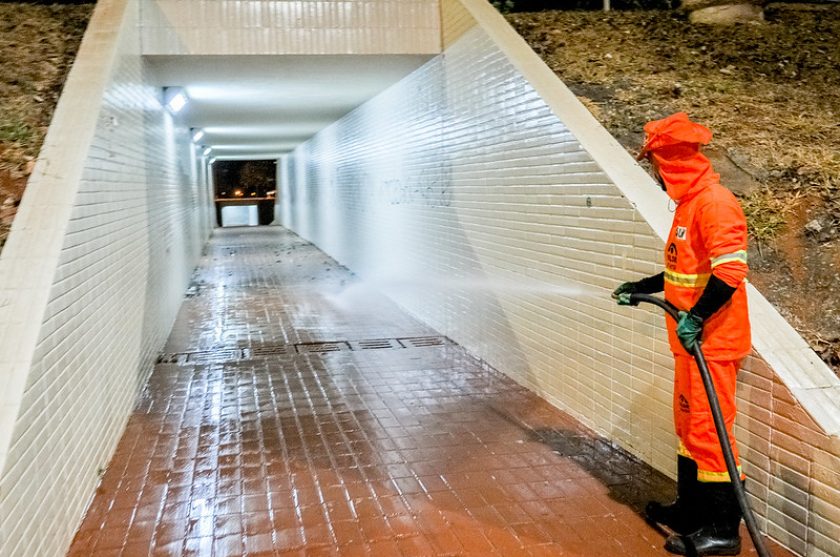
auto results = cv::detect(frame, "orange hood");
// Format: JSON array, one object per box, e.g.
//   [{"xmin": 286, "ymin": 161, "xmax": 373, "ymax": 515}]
[{"xmin": 638, "ymin": 113, "xmax": 719, "ymax": 203}]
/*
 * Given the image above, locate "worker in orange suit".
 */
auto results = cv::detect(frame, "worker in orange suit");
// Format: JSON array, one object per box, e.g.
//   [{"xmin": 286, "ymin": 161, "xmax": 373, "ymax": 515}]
[{"xmin": 612, "ymin": 112, "xmax": 751, "ymax": 556}]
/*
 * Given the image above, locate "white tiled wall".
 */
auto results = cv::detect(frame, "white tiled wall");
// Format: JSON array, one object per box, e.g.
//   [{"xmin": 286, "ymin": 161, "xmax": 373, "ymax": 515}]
[
  {"xmin": 279, "ymin": 1, "xmax": 840, "ymax": 555},
  {"xmin": 282, "ymin": 15, "xmax": 673, "ymax": 482},
  {"xmin": 140, "ymin": 0, "xmax": 441, "ymax": 55},
  {"xmin": 0, "ymin": 0, "xmax": 212, "ymax": 554}
]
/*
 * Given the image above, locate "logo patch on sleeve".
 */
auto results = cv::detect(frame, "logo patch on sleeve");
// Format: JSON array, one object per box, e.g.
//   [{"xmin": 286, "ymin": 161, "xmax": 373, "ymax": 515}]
[{"xmin": 675, "ymin": 226, "xmax": 687, "ymax": 240}]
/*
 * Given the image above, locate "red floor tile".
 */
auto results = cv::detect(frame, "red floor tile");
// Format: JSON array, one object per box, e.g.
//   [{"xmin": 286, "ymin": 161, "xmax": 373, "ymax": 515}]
[{"xmin": 65, "ymin": 228, "xmax": 796, "ymax": 557}]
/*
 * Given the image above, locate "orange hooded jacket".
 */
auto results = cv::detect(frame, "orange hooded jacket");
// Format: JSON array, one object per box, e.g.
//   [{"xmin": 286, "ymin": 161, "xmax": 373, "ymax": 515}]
[{"xmin": 641, "ymin": 113, "xmax": 751, "ymax": 360}]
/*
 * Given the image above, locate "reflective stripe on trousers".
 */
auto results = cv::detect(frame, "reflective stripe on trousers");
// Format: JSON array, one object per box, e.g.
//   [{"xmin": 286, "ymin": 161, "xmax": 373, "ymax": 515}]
[{"xmin": 673, "ymin": 354, "xmax": 745, "ymax": 482}]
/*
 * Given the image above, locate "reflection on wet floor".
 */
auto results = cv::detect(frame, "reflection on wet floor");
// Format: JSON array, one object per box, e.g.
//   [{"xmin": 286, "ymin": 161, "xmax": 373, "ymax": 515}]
[{"xmin": 66, "ymin": 227, "xmax": 792, "ymax": 556}]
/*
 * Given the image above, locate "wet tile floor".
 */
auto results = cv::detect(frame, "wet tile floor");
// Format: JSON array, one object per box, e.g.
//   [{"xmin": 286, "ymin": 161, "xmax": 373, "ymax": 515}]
[{"xmin": 67, "ymin": 227, "xmax": 793, "ymax": 556}]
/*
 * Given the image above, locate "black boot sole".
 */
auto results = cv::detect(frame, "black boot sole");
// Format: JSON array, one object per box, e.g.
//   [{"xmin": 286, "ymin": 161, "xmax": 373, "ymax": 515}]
[{"xmin": 664, "ymin": 535, "xmax": 741, "ymax": 556}]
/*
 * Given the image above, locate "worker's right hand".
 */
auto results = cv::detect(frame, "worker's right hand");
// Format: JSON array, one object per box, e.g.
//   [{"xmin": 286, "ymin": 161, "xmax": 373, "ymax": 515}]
[
  {"xmin": 676, "ymin": 311, "xmax": 704, "ymax": 352},
  {"xmin": 611, "ymin": 282, "xmax": 638, "ymax": 306}
]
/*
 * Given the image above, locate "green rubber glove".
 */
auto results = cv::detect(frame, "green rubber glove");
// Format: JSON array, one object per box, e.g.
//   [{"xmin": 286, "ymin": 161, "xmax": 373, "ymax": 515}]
[
  {"xmin": 676, "ymin": 311, "xmax": 704, "ymax": 351},
  {"xmin": 611, "ymin": 282, "xmax": 638, "ymax": 306}
]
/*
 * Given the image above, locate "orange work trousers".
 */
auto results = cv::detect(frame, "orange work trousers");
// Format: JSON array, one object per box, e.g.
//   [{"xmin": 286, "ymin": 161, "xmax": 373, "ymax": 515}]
[{"xmin": 673, "ymin": 354, "xmax": 744, "ymax": 482}]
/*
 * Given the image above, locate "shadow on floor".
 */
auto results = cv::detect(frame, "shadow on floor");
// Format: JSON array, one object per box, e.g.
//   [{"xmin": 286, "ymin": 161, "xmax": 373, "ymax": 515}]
[{"xmin": 488, "ymin": 403, "xmax": 675, "ymax": 516}]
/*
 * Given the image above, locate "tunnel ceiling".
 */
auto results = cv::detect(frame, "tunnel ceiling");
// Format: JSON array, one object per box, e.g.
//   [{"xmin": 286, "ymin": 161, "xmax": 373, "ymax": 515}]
[{"xmin": 146, "ymin": 54, "xmax": 433, "ymax": 160}]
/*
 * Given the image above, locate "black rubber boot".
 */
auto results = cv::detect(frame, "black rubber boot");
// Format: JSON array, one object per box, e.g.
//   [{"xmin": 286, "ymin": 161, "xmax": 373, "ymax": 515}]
[
  {"xmin": 664, "ymin": 480, "xmax": 743, "ymax": 556},
  {"xmin": 646, "ymin": 456, "xmax": 699, "ymax": 534}
]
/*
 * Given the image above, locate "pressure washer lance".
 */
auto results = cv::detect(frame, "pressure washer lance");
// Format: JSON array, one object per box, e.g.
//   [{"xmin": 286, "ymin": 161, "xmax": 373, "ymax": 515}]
[{"xmin": 628, "ymin": 293, "xmax": 772, "ymax": 557}]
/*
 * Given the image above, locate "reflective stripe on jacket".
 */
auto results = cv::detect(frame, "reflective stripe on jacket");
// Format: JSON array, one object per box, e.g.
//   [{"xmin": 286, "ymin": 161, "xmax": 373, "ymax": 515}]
[{"xmin": 663, "ymin": 180, "xmax": 751, "ymax": 360}]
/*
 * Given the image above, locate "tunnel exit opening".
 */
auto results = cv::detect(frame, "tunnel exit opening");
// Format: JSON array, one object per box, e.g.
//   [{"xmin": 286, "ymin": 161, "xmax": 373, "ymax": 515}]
[{"xmin": 212, "ymin": 159, "xmax": 276, "ymax": 227}]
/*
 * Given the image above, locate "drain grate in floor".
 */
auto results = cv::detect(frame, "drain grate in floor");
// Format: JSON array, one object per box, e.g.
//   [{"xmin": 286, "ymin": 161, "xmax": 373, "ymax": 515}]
[
  {"xmin": 398, "ymin": 336, "xmax": 447, "ymax": 348},
  {"xmin": 244, "ymin": 344, "xmax": 291, "ymax": 358},
  {"xmin": 352, "ymin": 338, "xmax": 400, "ymax": 350},
  {"xmin": 156, "ymin": 335, "xmax": 451, "ymax": 365},
  {"xmin": 156, "ymin": 353, "xmax": 187, "ymax": 364},
  {"xmin": 295, "ymin": 341, "xmax": 351, "ymax": 354},
  {"xmin": 187, "ymin": 349, "xmax": 241, "ymax": 363}
]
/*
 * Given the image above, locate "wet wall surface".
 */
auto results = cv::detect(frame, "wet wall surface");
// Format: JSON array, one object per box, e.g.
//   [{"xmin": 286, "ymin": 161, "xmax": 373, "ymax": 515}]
[{"xmin": 66, "ymin": 227, "xmax": 790, "ymax": 556}]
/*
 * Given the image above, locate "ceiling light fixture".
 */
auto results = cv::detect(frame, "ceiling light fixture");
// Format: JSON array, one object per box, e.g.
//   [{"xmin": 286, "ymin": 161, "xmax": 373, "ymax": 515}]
[
  {"xmin": 192, "ymin": 129, "xmax": 205, "ymax": 142},
  {"xmin": 164, "ymin": 87, "xmax": 188, "ymax": 114}
]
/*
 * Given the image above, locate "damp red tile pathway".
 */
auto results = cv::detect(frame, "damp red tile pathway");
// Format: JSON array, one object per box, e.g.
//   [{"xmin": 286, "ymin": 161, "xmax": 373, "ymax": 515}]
[{"xmin": 67, "ymin": 227, "xmax": 794, "ymax": 556}]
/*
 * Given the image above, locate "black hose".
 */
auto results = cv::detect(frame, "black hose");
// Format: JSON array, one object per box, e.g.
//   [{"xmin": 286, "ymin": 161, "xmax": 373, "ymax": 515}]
[{"xmin": 629, "ymin": 293, "xmax": 772, "ymax": 557}]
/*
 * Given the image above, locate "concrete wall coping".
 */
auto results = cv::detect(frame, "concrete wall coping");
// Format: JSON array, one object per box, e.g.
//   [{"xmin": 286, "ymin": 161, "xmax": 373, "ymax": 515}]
[{"xmin": 456, "ymin": 0, "xmax": 840, "ymax": 437}]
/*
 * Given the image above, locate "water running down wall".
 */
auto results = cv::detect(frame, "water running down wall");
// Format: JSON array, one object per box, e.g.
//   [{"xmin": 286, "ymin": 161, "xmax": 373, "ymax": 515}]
[{"xmin": 279, "ymin": 1, "xmax": 840, "ymax": 555}]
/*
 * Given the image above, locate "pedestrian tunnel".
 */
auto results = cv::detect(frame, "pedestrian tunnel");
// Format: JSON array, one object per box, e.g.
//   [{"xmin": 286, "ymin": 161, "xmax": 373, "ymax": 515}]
[{"xmin": 0, "ymin": 0, "xmax": 838, "ymax": 556}]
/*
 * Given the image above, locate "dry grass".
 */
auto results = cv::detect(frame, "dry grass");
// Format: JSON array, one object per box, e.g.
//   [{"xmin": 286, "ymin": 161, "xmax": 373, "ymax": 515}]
[
  {"xmin": 0, "ymin": 3, "xmax": 93, "ymax": 175},
  {"xmin": 0, "ymin": 2, "xmax": 92, "ymax": 252},
  {"xmin": 740, "ymin": 187, "xmax": 800, "ymax": 245},
  {"xmin": 508, "ymin": 6, "xmax": 840, "ymax": 201}
]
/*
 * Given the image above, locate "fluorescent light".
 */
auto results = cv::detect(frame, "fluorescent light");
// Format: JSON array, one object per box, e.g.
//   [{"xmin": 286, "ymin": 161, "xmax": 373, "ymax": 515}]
[
  {"xmin": 192, "ymin": 129, "xmax": 205, "ymax": 142},
  {"xmin": 203, "ymin": 147, "xmax": 212, "ymax": 156},
  {"xmin": 166, "ymin": 90, "xmax": 188, "ymax": 113}
]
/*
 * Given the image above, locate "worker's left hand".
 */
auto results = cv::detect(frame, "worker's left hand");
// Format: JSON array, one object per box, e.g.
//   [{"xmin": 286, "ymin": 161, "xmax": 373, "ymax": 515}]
[{"xmin": 676, "ymin": 311, "xmax": 703, "ymax": 352}]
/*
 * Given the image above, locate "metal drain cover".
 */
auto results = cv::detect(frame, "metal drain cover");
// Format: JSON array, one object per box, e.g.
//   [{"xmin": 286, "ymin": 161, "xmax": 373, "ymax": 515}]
[
  {"xmin": 399, "ymin": 336, "xmax": 446, "ymax": 348},
  {"xmin": 156, "ymin": 335, "xmax": 451, "ymax": 365},
  {"xmin": 352, "ymin": 338, "xmax": 399, "ymax": 350},
  {"xmin": 295, "ymin": 341, "xmax": 350, "ymax": 354}
]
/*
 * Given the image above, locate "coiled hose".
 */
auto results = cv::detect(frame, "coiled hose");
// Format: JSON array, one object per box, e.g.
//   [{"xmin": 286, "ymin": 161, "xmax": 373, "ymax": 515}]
[{"xmin": 629, "ymin": 293, "xmax": 772, "ymax": 557}]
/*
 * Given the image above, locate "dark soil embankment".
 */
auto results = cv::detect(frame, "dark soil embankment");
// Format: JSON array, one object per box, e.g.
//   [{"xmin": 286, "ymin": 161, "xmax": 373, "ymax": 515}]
[
  {"xmin": 508, "ymin": 4, "xmax": 840, "ymax": 374},
  {"xmin": 0, "ymin": 2, "xmax": 92, "ymax": 247}
]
